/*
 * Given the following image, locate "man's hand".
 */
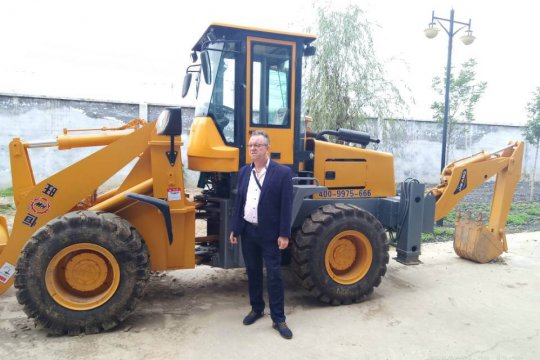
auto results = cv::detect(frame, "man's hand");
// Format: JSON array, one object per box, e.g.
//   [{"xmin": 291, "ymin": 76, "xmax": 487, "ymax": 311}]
[
  {"xmin": 277, "ymin": 236, "xmax": 289, "ymax": 250},
  {"xmin": 229, "ymin": 232, "xmax": 238, "ymax": 245}
]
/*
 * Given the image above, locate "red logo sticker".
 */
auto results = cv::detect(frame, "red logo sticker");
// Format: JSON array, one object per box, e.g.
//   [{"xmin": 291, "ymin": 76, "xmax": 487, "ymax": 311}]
[{"xmin": 29, "ymin": 197, "xmax": 51, "ymax": 215}]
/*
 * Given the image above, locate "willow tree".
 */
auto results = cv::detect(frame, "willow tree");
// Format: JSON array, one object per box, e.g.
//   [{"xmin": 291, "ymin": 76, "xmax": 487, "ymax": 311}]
[
  {"xmin": 524, "ymin": 87, "xmax": 540, "ymax": 201},
  {"xmin": 303, "ymin": 3, "xmax": 406, "ymax": 149},
  {"xmin": 431, "ymin": 58, "xmax": 487, "ymax": 160}
]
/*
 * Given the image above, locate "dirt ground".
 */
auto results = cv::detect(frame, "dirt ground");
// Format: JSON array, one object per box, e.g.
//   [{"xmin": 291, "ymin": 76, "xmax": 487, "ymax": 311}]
[{"xmin": 1, "ymin": 232, "xmax": 539, "ymax": 360}]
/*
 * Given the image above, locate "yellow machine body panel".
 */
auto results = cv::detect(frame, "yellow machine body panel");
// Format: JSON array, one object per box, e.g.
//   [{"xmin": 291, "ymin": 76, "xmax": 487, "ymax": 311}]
[
  {"xmin": 312, "ymin": 140, "xmax": 395, "ymax": 199},
  {"xmin": 0, "ymin": 217, "xmax": 7, "ymax": 254},
  {"xmin": 187, "ymin": 116, "xmax": 239, "ymax": 172},
  {"xmin": 10, "ymin": 139, "xmax": 37, "ymax": 207}
]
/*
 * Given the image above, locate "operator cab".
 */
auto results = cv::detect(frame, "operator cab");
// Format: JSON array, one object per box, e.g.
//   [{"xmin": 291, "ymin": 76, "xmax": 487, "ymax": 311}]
[{"xmin": 183, "ymin": 23, "xmax": 316, "ymax": 173}]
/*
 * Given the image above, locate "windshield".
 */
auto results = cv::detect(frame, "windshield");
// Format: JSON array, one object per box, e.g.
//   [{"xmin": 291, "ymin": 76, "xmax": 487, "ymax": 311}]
[{"xmin": 194, "ymin": 42, "xmax": 236, "ymax": 144}]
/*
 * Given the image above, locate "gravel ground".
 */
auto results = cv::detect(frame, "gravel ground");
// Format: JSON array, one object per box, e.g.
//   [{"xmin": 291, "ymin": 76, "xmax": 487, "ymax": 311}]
[
  {"xmin": 1, "ymin": 232, "xmax": 539, "ymax": 360},
  {"xmin": 0, "ymin": 182, "xmax": 538, "ymax": 359}
]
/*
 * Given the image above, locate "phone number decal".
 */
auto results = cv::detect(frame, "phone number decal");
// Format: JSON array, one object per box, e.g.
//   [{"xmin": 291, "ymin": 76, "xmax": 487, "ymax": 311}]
[{"xmin": 318, "ymin": 189, "xmax": 372, "ymax": 198}]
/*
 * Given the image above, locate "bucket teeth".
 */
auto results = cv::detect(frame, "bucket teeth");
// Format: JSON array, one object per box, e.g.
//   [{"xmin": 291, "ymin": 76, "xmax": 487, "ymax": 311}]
[
  {"xmin": 453, "ymin": 211, "xmax": 504, "ymax": 263},
  {"xmin": 476, "ymin": 212, "xmax": 484, "ymax": 223}
]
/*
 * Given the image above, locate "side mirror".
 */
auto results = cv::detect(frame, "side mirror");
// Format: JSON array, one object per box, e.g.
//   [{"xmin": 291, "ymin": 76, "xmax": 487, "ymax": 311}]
[
  {"xmin": 304, "ymin": 45, "xmax": 316, "ymax": 57},
  {"xmin": 190, "ymin": 51, "xmax": 198, "ymax": 63},
  {"xmin": 182, "ymin": 73, "xmax": 192, "ymax": 98},
  {"xmin": 156, "ymin": 108, "xmax": 182, "ymax": 136},
  {"xmin": 200, "ymin": 50, "xmax": 211, "ymax": 85}
]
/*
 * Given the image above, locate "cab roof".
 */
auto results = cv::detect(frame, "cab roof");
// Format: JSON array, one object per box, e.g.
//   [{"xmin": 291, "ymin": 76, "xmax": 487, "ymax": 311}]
[{"xmin": 192, "ymin": 22, "xmax": 316, "ymax": 51}]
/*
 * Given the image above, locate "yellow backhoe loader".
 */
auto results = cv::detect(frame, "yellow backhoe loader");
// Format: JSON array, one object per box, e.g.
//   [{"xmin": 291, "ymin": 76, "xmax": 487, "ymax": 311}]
[{"xmin": 0, "ymin": 23, "xmax": 524, "ymax": 335}]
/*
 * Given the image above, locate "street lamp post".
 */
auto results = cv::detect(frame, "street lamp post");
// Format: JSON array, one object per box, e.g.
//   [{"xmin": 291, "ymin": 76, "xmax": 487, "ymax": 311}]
[{"xmin": 425, "ymin": 9, "xmax": 475, "ymax": 173}]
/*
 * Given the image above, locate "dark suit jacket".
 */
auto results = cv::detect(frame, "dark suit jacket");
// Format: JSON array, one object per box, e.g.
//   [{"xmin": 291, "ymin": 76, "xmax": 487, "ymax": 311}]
[{"xmin": 231, "ymin": 160, "xmax": 293, "ymax": 241}]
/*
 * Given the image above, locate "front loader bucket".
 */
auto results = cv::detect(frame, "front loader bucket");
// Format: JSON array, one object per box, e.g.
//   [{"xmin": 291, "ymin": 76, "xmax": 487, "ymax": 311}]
[
  {"xmin": 0, "ymin": 216, "xmax": 7, "ymax": 255},
  {"xmin": 453, "ymin": 212, "xmax": 507, "ymax": 264}
]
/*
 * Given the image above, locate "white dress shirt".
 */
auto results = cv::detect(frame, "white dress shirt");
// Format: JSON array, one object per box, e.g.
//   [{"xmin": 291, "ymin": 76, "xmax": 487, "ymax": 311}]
[{"xmin": 243, "ymin": 158, "xmax": 270, "ymax": 225}]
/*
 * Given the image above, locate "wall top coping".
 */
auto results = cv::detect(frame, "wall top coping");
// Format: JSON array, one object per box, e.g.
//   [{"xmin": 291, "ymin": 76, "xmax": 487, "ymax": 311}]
[
  {"xmin": 0, "ymin": 93, "xmax": 523, "ymax": 128},
  {"xmin": 364, "ymin": 117, "xmax": 525, "ymax": 129},
  {"xmin": 0, "ymin": 92, "xmax": 196, "ymax": 109}
]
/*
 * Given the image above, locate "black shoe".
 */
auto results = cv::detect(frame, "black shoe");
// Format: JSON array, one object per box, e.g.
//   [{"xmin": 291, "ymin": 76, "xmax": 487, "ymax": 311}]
[
  {"xmin": 272, "ymin": 322, "xmax": 293, "ymax": 339},
  {"xmin": 243, "ymin": 310, "xmax": 264, "ymax": 325}
]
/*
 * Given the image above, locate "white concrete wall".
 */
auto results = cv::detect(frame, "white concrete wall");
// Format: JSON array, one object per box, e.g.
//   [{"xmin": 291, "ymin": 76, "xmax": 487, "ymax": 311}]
[
  {"xmin": 0, "ymin": 94, "xmax": 537, "ymax": 189},
  {"xmin": 390, "ymin": 121, "xmax": 531, "ymax": 184}
]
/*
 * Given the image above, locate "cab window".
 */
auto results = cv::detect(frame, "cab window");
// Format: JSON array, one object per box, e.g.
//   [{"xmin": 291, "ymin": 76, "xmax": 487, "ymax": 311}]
[
  {"xmin": 250, "ymin": 43, "xmax": 291, "ymax": 127},
  {"xmin": 195, "ymin": 42, "xmax": 236, "ymax": 144}
]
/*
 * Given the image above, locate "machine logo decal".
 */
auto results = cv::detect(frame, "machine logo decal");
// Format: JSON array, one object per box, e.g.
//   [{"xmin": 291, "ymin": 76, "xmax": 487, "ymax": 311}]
[
  {"xmin": 29, "ymin": 197, "xmax": 51, "ymax": 215},
  {"xmin": 454, "ymin": 169, "xmax": 468, "ymax": 194},
  {"xmin": 22, "ymin": 213, "xmax": 38, "ymax": 227},
  {"xmin": 42, "ymin": 183, "xmax": 58, "ymax": 197},
  {"xmin": 0, "ymin": 262, "xmax": 16, "ymax": 284}
]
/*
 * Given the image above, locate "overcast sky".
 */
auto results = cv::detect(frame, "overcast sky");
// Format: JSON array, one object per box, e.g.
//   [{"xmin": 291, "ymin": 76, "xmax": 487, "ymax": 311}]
[{"xmin": 1, "ymin": 0, "xmax": 538, "ymax": 125}]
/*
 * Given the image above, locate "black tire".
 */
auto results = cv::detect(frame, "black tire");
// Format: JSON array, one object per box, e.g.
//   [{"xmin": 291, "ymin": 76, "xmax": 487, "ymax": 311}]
[
  {"xmin": 292, "ymin": 203, "xmax": 389, "ymax": 305},
  {"xmin": 14, "ymin": 211, "xmax": 149, "ymax": 335}
]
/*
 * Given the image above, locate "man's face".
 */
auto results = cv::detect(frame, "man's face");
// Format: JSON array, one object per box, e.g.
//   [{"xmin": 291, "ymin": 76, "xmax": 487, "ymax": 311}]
[{"xmin": 248, "ymin": 134, "xmax": 269, "ymax": 162}]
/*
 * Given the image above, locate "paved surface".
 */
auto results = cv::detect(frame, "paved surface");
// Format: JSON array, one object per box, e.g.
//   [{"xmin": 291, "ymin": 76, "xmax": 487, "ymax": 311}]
[{"xmin": 1, "ymin": 232, "xmax": 539, "ymax": 360}]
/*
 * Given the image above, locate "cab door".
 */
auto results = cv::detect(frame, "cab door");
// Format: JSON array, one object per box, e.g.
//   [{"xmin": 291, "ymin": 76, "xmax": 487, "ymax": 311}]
[{"xmin": 245, "ymin": 37, "xmax": 296, "ymax": 165}]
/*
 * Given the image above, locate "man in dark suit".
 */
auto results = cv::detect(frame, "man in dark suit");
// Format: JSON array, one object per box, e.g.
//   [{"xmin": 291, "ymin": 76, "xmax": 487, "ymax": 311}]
[{"xmin": 229, "ymin": 130, "xmax": 293, "ymax": 339}]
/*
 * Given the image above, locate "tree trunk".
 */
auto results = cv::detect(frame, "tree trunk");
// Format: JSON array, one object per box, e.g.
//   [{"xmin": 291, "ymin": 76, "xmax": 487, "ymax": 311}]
[{"xmin": 530, "ymin": 143, "xmax": 539, "ymax": 201}]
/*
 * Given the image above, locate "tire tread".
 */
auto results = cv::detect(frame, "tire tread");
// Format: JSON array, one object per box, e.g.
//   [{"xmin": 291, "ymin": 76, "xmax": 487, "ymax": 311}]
[{"xmin": 291, "ymin": 204, "xmax": 389, "ymax": 305}]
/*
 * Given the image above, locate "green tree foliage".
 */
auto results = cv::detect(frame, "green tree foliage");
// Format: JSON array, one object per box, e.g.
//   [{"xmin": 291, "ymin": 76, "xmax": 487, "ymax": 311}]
[
  {"xmin": 303, "ymin": 3, "xmax": 406, "ymax": 146},
  {"xmin": 431, "ymin": 58, "xmax": 487, "ymax": 160},
  {"xmin": 524, "ymin": 87, "xmax": 540, "ymax": 200}
]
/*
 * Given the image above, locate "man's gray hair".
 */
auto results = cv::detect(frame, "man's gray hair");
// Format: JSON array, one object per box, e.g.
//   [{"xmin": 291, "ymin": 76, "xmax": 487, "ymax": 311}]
[{"xmin": 250, "ymin": 130, "xmax": 270, "ymax": 145}]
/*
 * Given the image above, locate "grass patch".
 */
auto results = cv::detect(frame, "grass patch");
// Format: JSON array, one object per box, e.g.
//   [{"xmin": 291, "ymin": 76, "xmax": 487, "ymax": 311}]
[
  {"xmin": 422, "ymin": 226, "xmax": 454, "ymax": 242},
  {"xmin": 511, "ymin": 202, "xmax": 540, "ymax": 216},
  {"xmin": 434, "ymin": 227, "xmax": 454, "ymax": 237},
  {"xmin": 421, "ymin": 233, "xmax": 435, "ymax": 242},
  {"xmin": 507, "ymin": 213, "xmax": 530, "ymax": 225},
  {"xmin": 0, "ymin": 204, "xmax": 15, "ymax": 211},
  {"xmin": 432, "ymin": 200, "xmax": 540, "ymax": 241},
  {"xmin": 0, "ymin": 187, "xmax": 13, "ymax": 197},
  {"xmin": 525, "ymin": 208, "xmax": 540, "ymax": 216}
]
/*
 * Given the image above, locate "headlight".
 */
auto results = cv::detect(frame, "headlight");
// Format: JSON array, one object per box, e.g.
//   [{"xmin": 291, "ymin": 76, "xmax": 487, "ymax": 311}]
[{"xmin": 156, "ymin": 108, "xmax": 182, "ymax": 136}]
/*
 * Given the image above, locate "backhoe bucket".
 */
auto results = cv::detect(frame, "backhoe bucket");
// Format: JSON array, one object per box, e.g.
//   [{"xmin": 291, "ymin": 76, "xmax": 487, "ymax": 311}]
[
  {"xmin": 453, "ymin": 212, "xmax": 507, "ymax": 264},
  {"xmin": 0, "ymin": 216, "xmax": 8, "ymax": 255}
]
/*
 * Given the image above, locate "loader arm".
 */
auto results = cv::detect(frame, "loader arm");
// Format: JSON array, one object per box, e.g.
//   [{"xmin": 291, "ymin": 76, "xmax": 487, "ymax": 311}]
[
  {"xmin": 429, "ymin": 141, "xmax": 524, "ymax": 263},
  {"xmin": 0, "ymin": 123, "xmax": 156, "ymax": 294}
]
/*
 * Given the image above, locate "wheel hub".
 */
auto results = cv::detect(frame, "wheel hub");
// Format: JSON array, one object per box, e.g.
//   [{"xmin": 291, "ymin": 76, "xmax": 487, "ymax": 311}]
[
  {"xmin": 64, "ymin": 253, "xmax": 109, "ymax": 292},
  {"xmin": 325, "ymin": 230, "xmax": 373, "ymax": 285},
  {"xmin": 329, "ymin": 238, "xmax": 356, "ymax": 271},
  {"xmin": 46, "ymin": 243, "xmax": 120, "ymax": 310}
]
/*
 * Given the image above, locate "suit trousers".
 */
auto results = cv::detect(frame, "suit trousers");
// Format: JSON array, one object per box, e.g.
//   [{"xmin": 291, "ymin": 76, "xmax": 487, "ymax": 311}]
[{"xmin": 241, "ymin": 222, "xmax": 286, "ymax": 323}]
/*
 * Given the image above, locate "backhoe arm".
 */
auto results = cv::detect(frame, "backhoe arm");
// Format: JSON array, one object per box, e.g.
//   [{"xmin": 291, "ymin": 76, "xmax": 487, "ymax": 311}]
[
  {"xmin": 429, "ymin": 141, "xmax": 524, "ymax": 263},
  {"xmin": 431, "ymin": 141, "xmax": 524, "ymax": 221}
]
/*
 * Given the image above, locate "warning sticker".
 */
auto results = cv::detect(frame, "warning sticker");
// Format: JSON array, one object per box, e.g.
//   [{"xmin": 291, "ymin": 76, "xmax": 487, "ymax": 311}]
[
  {"xmin": 0, "ymin": 262, "xmax": 16, "ymax": 284},
  {"xmin": 167, "ymin": 187, "xmax": 182, "ymax": 201}
]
